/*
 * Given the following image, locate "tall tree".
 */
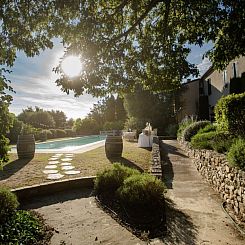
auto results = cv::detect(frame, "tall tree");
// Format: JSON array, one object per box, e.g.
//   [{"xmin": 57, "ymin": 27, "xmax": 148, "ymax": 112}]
[
  {"xmin": 0, "ymin": 70, "xmax": 13, "ymax": 164},
  {"xmin": 49, "ymin": 110, "xmax": 67, "ymax": 128},
  {"xmin": 0, "ymin": 1, "xmax": 244, "ymax": 97},
  {"xmin": 124, "ymin": 85, "xmax": 175, "ymax": 132},
  {"xmin": 115, "ymin": 97, "xmax": 127, "ymax": 122}
]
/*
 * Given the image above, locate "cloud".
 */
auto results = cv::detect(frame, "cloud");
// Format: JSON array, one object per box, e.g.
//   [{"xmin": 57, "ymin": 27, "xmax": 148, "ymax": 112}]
[
  {"xmin": 7, "ymin": 41, "xmax": 98, "ymax": 119},
  {"xmin": 197, "ymin": 57, "xmax": 212, "ymax": 76}
]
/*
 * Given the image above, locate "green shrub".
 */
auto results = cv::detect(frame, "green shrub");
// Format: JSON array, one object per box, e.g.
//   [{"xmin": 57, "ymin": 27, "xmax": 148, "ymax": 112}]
[
  {"xmin": 191, "ymin": 131, "xmax": 216, "ymax": 149},
  {"xmin": 0, "ymin": 188, "xmax": 19, "ymax": 223},
  {"xmin": 0, "ymin": 135, "xmax": 10, "ymax": 165},
  {"xmin": 94, "ymin": 163, "xmax": 140, "ymax": 197},
  {"xmin": 0, "ymin": 210, "xmax": 45, "ymax": 244},
  {"xmin": 211, "ymin": 132, "xmax": 234, "ymax": 153},
  {"xmin": 197, "ymin": 124, "xmax": 216, "ymax": 134},
  {"xmin": 50, "ymin": 129, "xmax": 57, "ymax": 138},
  {"xmin": 56, "ymin": 129, "xmax": 67, "ymax": 138},
  {"xmin": 39, "ymin": 130, "xmax": 47, "ymax": 141},
  {"xmin": 65, "ymin": 129, "xmax": 76, "ymax": 137},
  {"xmin": 44, "ymin": 130, "xmax": 53, "ymax": 139},
  {"xmin": 227, "ymin": 138, "xmax": 245, "ymax": 169},
  {"xmin": 117, "ymin": 174, "xmax": 165, "ymax": 217},
  {"xmin": 182, "ymin": 120, "xmax": 210, "ymax": 142},
  {"xmin": 215, "ymin": 93, "xmax": 245, "ymax": 136},
  {"xmin": 177, "ymin": 117, "xmax": 196, "ymax": 138},
  {"xmin": 165, "ymin": 124, "xmax": 178, "ymax": 136}
]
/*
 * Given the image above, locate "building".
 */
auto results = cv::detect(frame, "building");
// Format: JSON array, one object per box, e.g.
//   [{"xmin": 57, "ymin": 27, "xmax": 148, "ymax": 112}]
[{"xmin": 177, "ymin": 56, "xmax": 245, "ymax": 122}]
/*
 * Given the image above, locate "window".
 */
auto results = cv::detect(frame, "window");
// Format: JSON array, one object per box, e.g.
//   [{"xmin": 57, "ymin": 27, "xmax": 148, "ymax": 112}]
[
  {"xmin": 232, "ymin": 62, "xmax": 238, "ymax": 78},
  {"xmin": 207, "ymin": 79, "xmax": 212, "ymax": 95},
  {"xmin": 223, "ymin": 70, "xmax": 227, "ymax": 84}
]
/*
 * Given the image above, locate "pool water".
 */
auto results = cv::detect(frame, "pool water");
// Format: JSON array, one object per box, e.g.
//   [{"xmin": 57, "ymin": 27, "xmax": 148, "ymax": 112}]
[{"xmin": 35, "ymin": 135, "xmax": 106, "ymax": 150}]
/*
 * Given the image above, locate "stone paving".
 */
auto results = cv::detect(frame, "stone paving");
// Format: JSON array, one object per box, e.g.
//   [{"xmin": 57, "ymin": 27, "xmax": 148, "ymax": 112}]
[
  {"xmin": 160, "ymin": 140, "xmax": 245, "ymax": 245},
  {"xmin": 43, "ymin": 153, "xmax": 81, "ymax": 180}
]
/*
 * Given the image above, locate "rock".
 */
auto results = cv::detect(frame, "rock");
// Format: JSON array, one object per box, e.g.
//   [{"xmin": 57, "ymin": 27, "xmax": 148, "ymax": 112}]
[
  {"xmin": 225, "ymin": 165, "xmax": 230, "ymax": 173},
  {"xmin": 234, "ymin": 206, "xmax": 239, "ymax": 214}
]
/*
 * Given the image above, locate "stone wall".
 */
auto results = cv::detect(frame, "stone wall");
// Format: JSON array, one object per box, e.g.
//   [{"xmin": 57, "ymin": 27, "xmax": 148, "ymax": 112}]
[
  {"xmin": 150, "ymin": 136, "xmax": 162, "ymax": 179},
  {"xmin": 179, "ymin": 139, "xmax": 245, "ymax": 222}
]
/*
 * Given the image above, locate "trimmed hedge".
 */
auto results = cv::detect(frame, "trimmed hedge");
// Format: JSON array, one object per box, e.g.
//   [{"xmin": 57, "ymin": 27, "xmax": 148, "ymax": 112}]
[
  {"xmin": 215, "ymin": 92, "xmax": 245, "ymax": 136},
  {"xmin": 227, "ymin": 138, "xmax": 245, "ymax": 169},
  {"xmin": 182, "ymin": 121, "xmax": 211, "ymax": 142}
]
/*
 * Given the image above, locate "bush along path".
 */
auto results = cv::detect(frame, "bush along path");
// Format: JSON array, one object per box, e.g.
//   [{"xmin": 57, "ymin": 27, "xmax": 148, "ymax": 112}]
[{"xmin": 161, "ymin": 140, "xmax": 244, "ymax": 245}]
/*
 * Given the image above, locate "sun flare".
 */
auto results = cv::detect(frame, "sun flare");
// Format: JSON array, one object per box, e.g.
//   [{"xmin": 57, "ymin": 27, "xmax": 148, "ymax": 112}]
[{"xmin": 61, "ymin": 56, "xmax": 83, "ymax": 77}]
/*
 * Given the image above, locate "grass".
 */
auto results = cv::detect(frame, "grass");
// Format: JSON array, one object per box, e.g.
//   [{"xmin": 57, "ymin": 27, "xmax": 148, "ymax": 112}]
[{"xmin": 0, "ymin": 141, "xmax": 152, "ymax": 189}]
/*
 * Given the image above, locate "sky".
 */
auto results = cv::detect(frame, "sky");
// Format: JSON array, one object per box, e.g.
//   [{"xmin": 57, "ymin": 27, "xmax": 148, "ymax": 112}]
[{"xmin": 7, "ymin": 40, "xmax": 212, "ymax": 119}]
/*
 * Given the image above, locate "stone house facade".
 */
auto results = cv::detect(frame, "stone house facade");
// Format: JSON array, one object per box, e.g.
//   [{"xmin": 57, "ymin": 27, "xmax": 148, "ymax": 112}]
[{"xmin": 177, "ymin": 56, "xmax": 245, "ymax": 122}]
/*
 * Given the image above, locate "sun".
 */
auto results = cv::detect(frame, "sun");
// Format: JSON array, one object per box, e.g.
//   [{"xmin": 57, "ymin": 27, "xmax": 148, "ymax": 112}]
[{"xmin": 61, "ymin": 56, "xmax": 83, "ymax": 77}]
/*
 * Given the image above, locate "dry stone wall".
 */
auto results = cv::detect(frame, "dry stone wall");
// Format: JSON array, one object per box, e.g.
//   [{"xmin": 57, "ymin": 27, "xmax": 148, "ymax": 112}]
[
  {"xmin": 179, "ymin": 139, "xmax": 245, "ymax": 222},
  {"xmin": 150, "ymin": 136, "xmax": 162, "ymax": 179}
]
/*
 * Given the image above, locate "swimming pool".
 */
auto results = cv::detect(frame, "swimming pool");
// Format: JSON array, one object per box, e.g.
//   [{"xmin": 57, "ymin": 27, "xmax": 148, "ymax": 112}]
[
  {"xmin": 12, "ymin": 135, "xmax": 106, "ymax": 153},
  {"xmin": 35, "ymin": 135, "xmax": 106, "ymax": 150}
]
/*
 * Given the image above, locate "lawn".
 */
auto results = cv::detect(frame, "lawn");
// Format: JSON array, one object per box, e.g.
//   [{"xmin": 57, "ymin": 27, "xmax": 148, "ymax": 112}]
[{"xmin": 0, "ymin": 141, "xmax": 152, "ymax": 189}]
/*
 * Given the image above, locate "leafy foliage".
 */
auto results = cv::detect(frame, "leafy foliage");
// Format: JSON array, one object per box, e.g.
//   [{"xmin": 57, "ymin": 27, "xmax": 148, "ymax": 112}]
[
  {"xmin": 177, "ymin": 117, "xmax": 196, "ymax": 138},
  {"xmin": 117, "ymin": 174, "xmax": 165, "ymax": 214},
  {"xmin": 191, "ymin": 131, "xmax": 216, "ymax": 150},
  {"xmin": 103, "ymin": 120, "xmax": 124, "ymax": 130},
  {"xmin": 94, "ymin": 163, "xmax": 140, "ymax": 198},
  {"xmin": 124, "ymin": 86, "xmax": 176, "ymax": 133},
  {"xmin": 0, "ymin": 210, "xmax": 46, "ymax": 244},
  {"xmin": 73, "ymin": 118, "xmax": 99, "ymax": 135},
  {"xmin": 215, "ymin": 93, "xmax": 245, "ymax": 136},
  {"xmin": 211, "ymin": 132, "xmax": 234, "ymax": 153},
  {"xmin": 164, "ymin": 124, "xmax": 179, "ymax": 136},
  {"xmin": 0, "ymin": 1, "xmax": 244, "ymax": 97},
  {"xmin": 197, "ymin": 124, "xmax": 216, "ymax": 134},
  {"xmin": 0, "ymin": 188, "xmax": 19, "ymax": 223},
  {"xmin": 227, "ymin": 138, "xmax": 245, "ymax": 169},
  {"xmin": 182, "ymin": 121, "xmax": 210, "ymax": 142},
  {"xmin": 0, "ymin": 135, "xmax": 10, "ymax": 165},
  {"xmin": 6, "ymin": 115, "xmax": 24, "ymax": 143},
  {"xmin": 18, "ymin": 107, "xmax": 55, "ymax": 129},
  {"xmin": 0, "ymin": 74, "xmax": 13, "ymax": 164}
]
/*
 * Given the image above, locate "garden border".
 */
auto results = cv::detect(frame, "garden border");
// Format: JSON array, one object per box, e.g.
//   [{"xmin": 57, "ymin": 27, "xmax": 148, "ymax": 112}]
[{"xmin": 11, "ymin": 176, "xmax": 95, "ymax": 204}]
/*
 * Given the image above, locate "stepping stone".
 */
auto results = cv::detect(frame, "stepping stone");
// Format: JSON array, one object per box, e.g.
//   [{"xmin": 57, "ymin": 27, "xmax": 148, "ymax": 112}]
[
  {"xmin": 61, "ymin": 162, "xmax": 72, "ymax": 166},
  {"xmin": 54, "ymin": 153, "xmax": 63, "ymax": 156},
  {"xmin": 45, "ymin": 165, "xmax": 57, "ymax": 169},
  {"xmin": 61, "ymin": 166, "xmax": 75, "ymax": 170},
  {"xmin": 48, "ymin": 161, "xmax": 59, "ymax": 165},
  {"xmin": 43, "ymin": 170, "xmax": 59, "ymax": 174},
  {"xmin": 64, "ymin": 170, "xmax": 81, "ymax": 175},
  {"xmin": 49, "ymin": 157, "xmax": 59, "ymax": 161},
  {"xmin": 65, "ymin": 154, "xmax": 74, "ymax": 157},
  {"xmin": 61, "ymin": 158, "xmax": 73, "ymax": 162},
  {"xmin": 46, "ymin": 173, "xmax": 64, "ymax": 180}
]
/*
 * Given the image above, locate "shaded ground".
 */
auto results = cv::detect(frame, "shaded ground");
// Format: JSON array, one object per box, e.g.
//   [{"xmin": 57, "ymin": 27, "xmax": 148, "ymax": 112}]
[
  {"xmin": 23, "ymin": 189, "xmax": 146, "ymax": 245},
  {"xmin": 161, "ymin": 140, "xmax": 245, "ymax": 245},
  {"xmin": 0, "ymin": 141, "xmax": 151, "ymax": 189}
]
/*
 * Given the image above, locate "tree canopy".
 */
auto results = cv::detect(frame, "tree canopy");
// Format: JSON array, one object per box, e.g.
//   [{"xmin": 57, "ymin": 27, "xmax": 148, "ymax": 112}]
[{"xmin": 0, "ymin": 0, "xmax": 245, "ymax": 97}]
